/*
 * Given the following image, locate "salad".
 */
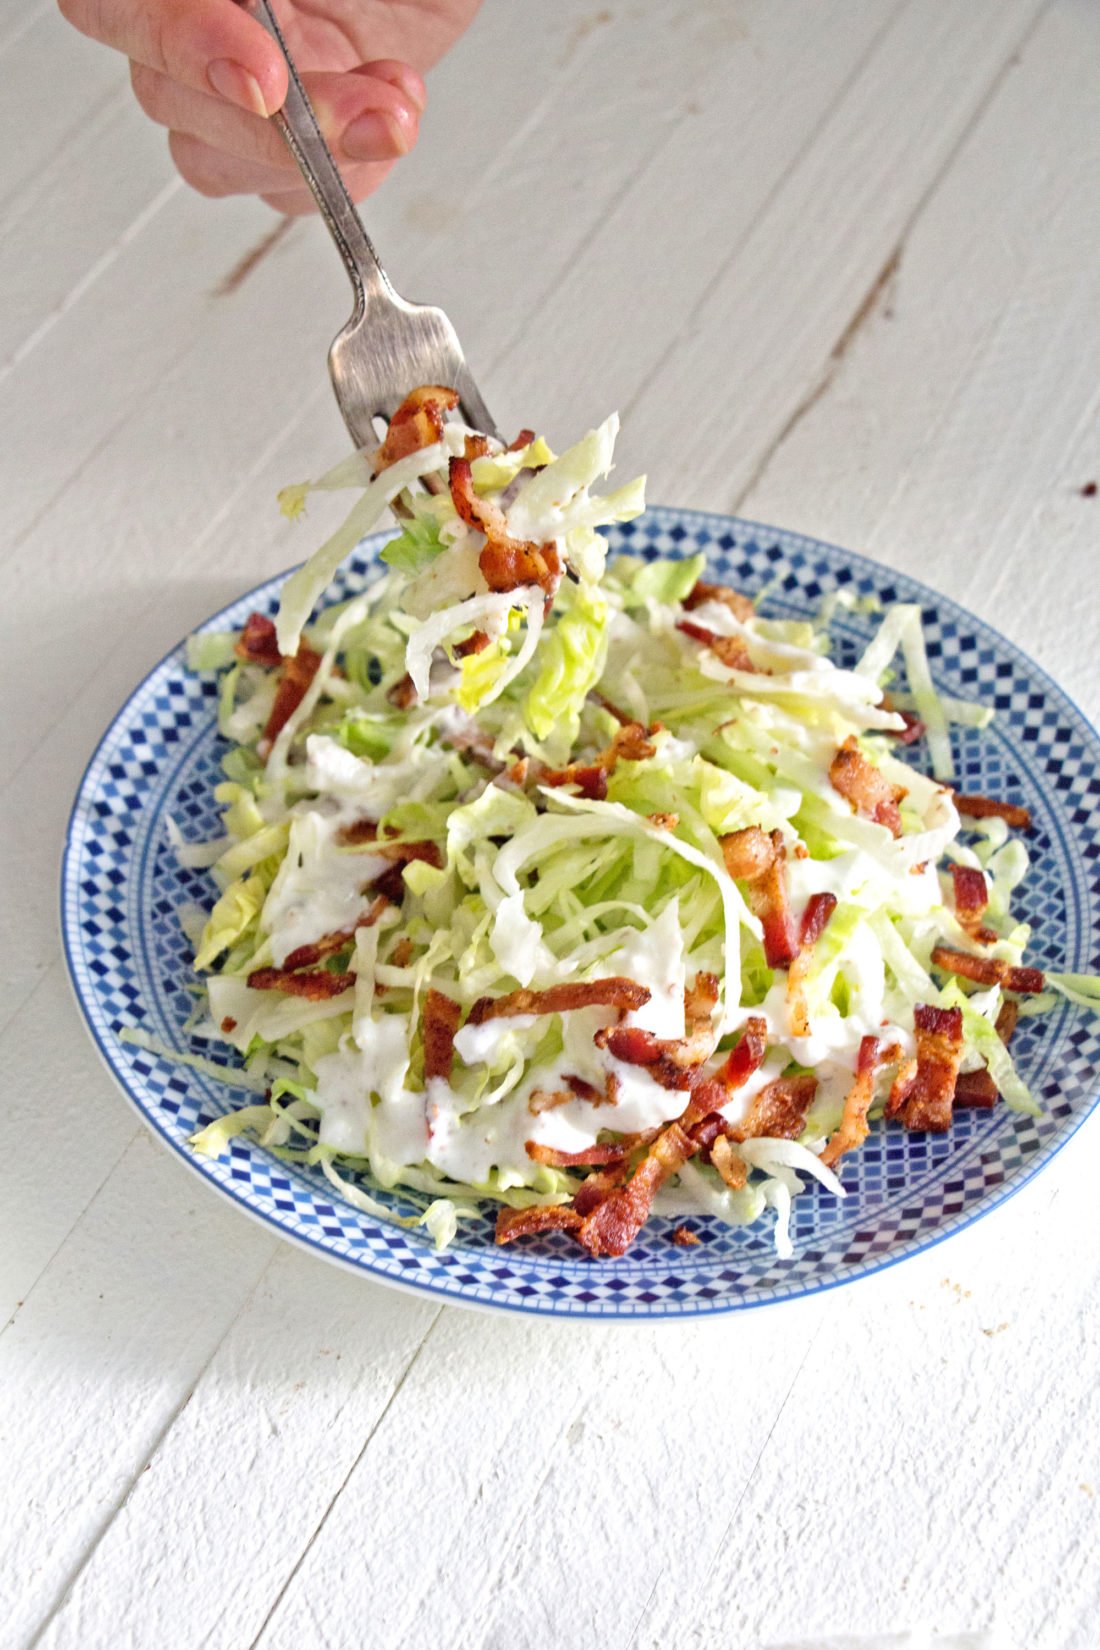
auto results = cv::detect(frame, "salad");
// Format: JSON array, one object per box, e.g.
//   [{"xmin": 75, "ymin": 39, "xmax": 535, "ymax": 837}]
[{"xmin": 169, "ymin": 386, "xmax": 1095, "ymax": 1260}]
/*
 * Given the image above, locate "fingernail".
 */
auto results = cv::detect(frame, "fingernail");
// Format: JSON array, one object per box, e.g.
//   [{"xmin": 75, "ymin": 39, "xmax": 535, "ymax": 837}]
[
  {"xmin": 207, "ymin": 58, "xmax": 269, "ymax": 117},
  {"xmin": 341, "ymin": 110, "xmax": 409, "ymax": 161}
]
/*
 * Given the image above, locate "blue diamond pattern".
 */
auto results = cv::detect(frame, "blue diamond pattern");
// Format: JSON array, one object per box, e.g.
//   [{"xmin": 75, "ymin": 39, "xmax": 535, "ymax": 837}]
[{"xmin": 60, "ymin": 507, "xmax": 1100, "ymax": 1318}]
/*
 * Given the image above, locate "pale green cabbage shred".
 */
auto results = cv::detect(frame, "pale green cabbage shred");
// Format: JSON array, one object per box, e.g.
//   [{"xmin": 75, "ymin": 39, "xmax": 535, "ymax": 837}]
[{"xmin": 162, "ymin": 405, "xmax": 1096, "ymax": 1261}]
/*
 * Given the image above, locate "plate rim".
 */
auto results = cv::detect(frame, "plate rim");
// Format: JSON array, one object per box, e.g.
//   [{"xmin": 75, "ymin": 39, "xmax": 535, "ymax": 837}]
[{"xmin": 59, "ymin": 505, "xmax": 1100, "ymax": 1320}]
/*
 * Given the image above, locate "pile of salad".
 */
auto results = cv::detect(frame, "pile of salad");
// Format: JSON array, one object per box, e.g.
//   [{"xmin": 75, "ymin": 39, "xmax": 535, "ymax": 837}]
[{"xmin": 168, "ymin": 386, "xmax": 1095, "ymax": 1260}]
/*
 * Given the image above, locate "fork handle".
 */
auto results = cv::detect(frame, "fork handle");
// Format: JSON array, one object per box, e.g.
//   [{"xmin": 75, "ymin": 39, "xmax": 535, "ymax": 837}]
[{"xmin": 239, "ymin": 0, "xmax": 395, "ymax": 316}]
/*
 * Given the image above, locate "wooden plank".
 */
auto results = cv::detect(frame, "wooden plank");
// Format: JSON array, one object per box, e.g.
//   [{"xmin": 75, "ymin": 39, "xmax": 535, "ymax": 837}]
[
  {"xmin": 24, "ymin": 1252, "xmax": 438, "ymax": 1650},
  {"xmin": 0, "ymin": 1130, "xmax": 276, "ymax": 1649},
  {"xmin": 0, "ymin": 12, "xmax": 127, "ymax": 214}
]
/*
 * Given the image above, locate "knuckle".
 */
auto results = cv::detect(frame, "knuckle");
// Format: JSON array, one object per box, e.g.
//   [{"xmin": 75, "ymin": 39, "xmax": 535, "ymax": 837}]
[
  {"xmin": 128, "ymin": 61, "xmax": 162, "ymax": 121},
  {"xmin": 167, "ymin": 131, "xmax": 224, "ymax": 198}
]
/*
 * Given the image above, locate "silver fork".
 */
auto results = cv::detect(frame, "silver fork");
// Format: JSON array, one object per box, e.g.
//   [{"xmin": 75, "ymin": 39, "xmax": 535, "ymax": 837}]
[{"xmin": 240, "ymin": 0, "xmax": 499, "ymax": 449}]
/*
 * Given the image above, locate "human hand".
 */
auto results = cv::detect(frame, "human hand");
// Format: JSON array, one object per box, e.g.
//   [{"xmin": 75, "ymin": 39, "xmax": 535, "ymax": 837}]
[{"xmin": 58, "ymin": 0, "xmax": 483, "ymax": 213}]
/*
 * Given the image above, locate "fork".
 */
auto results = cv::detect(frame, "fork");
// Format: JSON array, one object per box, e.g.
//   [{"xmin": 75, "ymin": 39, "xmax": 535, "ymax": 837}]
[{"xmin": 240, "ymin": 0, "xmax": 499, "ymax": 449}]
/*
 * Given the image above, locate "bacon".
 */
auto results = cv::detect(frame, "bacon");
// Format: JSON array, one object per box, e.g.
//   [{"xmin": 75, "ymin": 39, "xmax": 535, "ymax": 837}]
[
  {"xmin": 422, "ymin": 988, "xmax": 461, "ymax": 1084},
  {"xmin": 721, "ymin": 1016, "xmax": 770, "ymax": 1090},
  {"xmin": 281, "ymin": 896, "xmax": 389, "ymax": 971},
  {"xmin": 467, "ymin": 977, "xmax": 651, "ymax": 1026},
  {"xmin": 676, "ymin": 617, "xmax": 756, "ymax": 673},
  {"xmin": 391, "ymin": 937, "xmax": 413, "ymax": 968},
  {"xmin": 463, "ymin": 434, "xmax": 490, "ymax": 461},
  {"xmin": 544, "ymin": 764, "xmax": 608, "ymax": 800},
  {"xmin": 786, "ymin": 893, "xmax": 838, "ymax": 1037},
  {"xmin": 732, "ymin": 1073, "xmax": 818, "ymax": 1141},
  {"xmin": 647, "ymin": 812, "xmax": 679, "ymax": 832},
  {"xmin": 953, "ymin": 998, "xmax": 1020, "ymax": 1108},
  {"xmin": 719, "ymin": 825, "xmax": 776, "ymax": 882},
  {"xmin": 596, "ymin": 974, "xmax": 719, "ymax": 1091},
  {"xmin": 259, "ymin": 645, "xmax": 323, "ymax": 756},
  {"xmin": 683, "ymin": 579, "xmax": 755, "ymax": 623},
  {"xmin": 829, "ymin": 737, "xmax": 906, "ymax": 837},
  {"xmin": 525, "ymin": 1141, "xmax": 626, "ymax": 1168},
  {"xmin": 529, "ymin": 1070, "xmax": 620, "ymax": 1116},
  {"xmin": 821, "ymin": 1036, "xmax": 885, "ymax": 1167},
  {"xmin": 590, "ymin": 690, "xmax": 634, "ymax": 726},
  {"xmin": 996, "ymin": 999, "xmax": 1020, "ymax": 1044},
  {"xmin": 572, "ymin": 1160, "xmax": 631, "ymax": 1218},
  {"xmin": 387, "ymin": 672, "xmax": 417, "ymax": 710},
  {"xmin": 719, "ymin": 827, "xmax": 798, "ymax": 967},
  {"xmin": 449, "ymin": 456, "xmax": 562, "ymax": 599},
  {"xmin": 887, "ymin": 1004, "xmax": 964, "ymax": 1133},
  {"xmin": 950, "ymin": 864, "xmax": 990, "ymax": 919},
  {"xmin": 952, "ymin": 792, "xmax": 1032, "ymax": 831},
  {"xmin": 953, "ymin": 1069, "xmax": 999, "ymax": 1108},
  {"xmin": 671, "ymin": 1225, "xmax": 701, "ymax": 1247},
  {"xmin": 336, "ymin": 819, "xmax": 444, "ymax": 869},
  {"xmin": 543, "ymin": 720, "xmax": 657, "ymax": 797},
  {"xmin": 235, "ymin": 611, "xmax": 282, "ymax": 668},
  {"xmin": 372, "ymin": 385, "xmax": 459, "ymax": 475},
  {"xmin": 220, "ymin": 1016, "xmax": 237, "ymax": 1033},
  {"xmin": 891, "ymin": 710, "xmax": 926, "ymax": 745},
  {"xmin": 507, "ymin": 427, "xmax": 536, "ymax": 452},
  {"xmin": 495, "ymin": 1205, "xmax": 583, "ymax": 1244},
  {"xmin": 370, "ymin": 862, "xmax": 409, "ymax": 906},
  {"xmin": 931, "ymin": 946, "xmax": 1045, "ymax": 994},
  {"xmin": 247, "ymin": 967, "xmax": 353, "ymax": 999},
  {"xmin": 800, "ymin": 892, "xmax": 838, "ymax": 948},
  {"xmin": 453, "ymin": 628, "xmax": 491, "ymax": 659},
  {"xmin": 711, "ymin": 1134, "xmax": 748, "ymax": 1190},
  {"xmin": 575, "ymin": 1120, "xmax": 696, "ymax": 1258}
]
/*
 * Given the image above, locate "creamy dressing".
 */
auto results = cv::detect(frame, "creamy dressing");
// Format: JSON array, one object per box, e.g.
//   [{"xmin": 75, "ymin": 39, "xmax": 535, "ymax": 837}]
[{"xmin": 261, "ymin": 809, "xmax": 386, "ymax": 967}]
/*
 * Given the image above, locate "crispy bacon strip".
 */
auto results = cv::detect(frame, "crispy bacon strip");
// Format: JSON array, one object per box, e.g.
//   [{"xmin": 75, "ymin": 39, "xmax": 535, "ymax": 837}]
[
  {"xmin": 572, "ymin": 1160, "xmax": 631, "ymax": 1217},
  {"xmin": 453, "ymin": 628, "xmax": 490, "ymax": 657},
  {"xmin": 544, "ymin": 719, "xmax": 658, "ymax": 797},
  {"xmin": 949, "ymin": 864, "xmax": 997, "ymax": 943},
  {"xmin": 953, "ymin": 998, "xmax": 1020, "ymax": 1108},
  {"xmin": 676, "ymin": 617, "xmax": 756, "ymax": 673},
  {"xmin": 887, "ymin": 1004, "xmax": 964, "ymax": 1132},
  {"xmin": 683, "ymin": 579, "xmax": 755, "ymax": 622},
  {"xmin": 387, "ymin": 672, "xmax": 417, "ymax": 710},
  {"xmin": 449, "ymin": 456, "xmax": 562, "ymax": 598},
  {"xmin": 235, "ymin": 611, "xmax": 282, "ymax": 668},
  {"xmin": 372, "ymin": 385, "xmax": 459, "ymax": 475},
  {"xmin": 891, "ymin": 710, "xmax": 926, "ymax": 745},
  {"xmin": 786, "ymin": 892, "xmax": 838, "ymax": 1038},
  {"xmin": 732, "ymin": 1073, "xmax": 818, "ymax": 1142},
  {"xmin": 422, "ymin": 989, "xmax": 461, "ymax": 1084},
  {"xmin": 719, "ymin": 827, "xmax": 798, "ymax": 967},
  {"xmin": 495, "ymin": 1205, "xmax": 583, "ymax": 1244},
  {"xmin": 996, "ymin": 999, "xmax": 1020, "ymax": 1044},
  {"xmin": 671, "ymin": 1225, "xmax": 702, "ymax": 1247},
  {"xmin": 711, "ymin": 1134, "xmax": 748, "ymax": 1191},
  {"xmin": 821, "ymin": 1036, "xmax": 885, "ymax": 1167},
  {"xmin": 590, "ymin": 690, "xmax": 634, "ymax": 726},
  {"xmin": 952, "ymin": 792, "xmax": 1032, "ymax": 830},
  {"xmin": 247, "ymin": 967, "xmax": 353, "ymax": 999},
  {"xmin": 281, "ymin": 895, "xmax": 390, "ymax": 971},
  {"xmin": 259, "ymin": 645, "xmax": 323, "ymax": 756},
  {"xmin": 507, "ymin": 427, "xmax": 536, "ymax": 452},
  {"xmin": 931, "ymin": 946, "xmax": 1045, "ymax": 994},
  {"xmin": 595, "ymin": 973, "xmax": 719, "ymax": 1091},
  {"xmin": 953, "ymin": 1069, "xmax": 999, "ymax": 1108},
  {"xmin": 336, "ymin": 819, "xmax": 444, "ymax": 869},
  {"xmin": 525, "ymin": 1141, "xmax": 626, "ymax": 1168},
  {"xmin": 829, "ymin": 737, "xmax": 906, "ymax": 837},
  {"xmin": 575, "ymin": 1120, "xmax": 696, "ymax": 1258},
  {"xmin": 467, "ymin": 977, "xmax": 651, "ymax": 1026}
]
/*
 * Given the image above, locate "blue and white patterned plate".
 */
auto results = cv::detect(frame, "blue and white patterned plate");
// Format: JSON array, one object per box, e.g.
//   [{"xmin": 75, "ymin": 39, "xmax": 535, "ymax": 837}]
[{"xmin": 61, "ymin": 509, "xmax": 1100, "ymax": 1319}]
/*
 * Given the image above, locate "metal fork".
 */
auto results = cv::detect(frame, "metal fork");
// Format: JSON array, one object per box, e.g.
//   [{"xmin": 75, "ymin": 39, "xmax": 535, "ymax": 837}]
[{"xmin": 240, "ymin": 0, "xmax": 499, "ymax": 449}]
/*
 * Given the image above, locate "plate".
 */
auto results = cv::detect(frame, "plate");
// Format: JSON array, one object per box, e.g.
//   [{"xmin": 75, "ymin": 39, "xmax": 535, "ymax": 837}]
[{"xmin": 61, "ymin": 508, "xmax": 1100, "ymax": 1319}]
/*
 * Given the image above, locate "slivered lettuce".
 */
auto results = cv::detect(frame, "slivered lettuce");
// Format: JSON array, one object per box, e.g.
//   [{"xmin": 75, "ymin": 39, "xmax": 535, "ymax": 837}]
[{"xmin": 166, "ymin": 396, "xmax": 1095, "ymax": 1265}]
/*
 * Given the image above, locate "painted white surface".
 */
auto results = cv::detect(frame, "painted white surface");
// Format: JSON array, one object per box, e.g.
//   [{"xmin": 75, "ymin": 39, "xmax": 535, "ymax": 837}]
[{"xmin": 3, "ymin": 2, "xmax": 1099, "ymax": 1646}]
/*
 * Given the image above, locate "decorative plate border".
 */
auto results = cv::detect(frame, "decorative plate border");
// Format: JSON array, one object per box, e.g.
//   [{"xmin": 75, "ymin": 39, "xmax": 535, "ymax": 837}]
[{"xmin": 61, "ymin": 508, "xmax": 1100, "ymax": 1319}]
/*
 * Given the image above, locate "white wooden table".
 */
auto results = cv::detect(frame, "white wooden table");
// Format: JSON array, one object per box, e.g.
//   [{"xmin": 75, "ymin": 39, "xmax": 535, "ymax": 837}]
[{"xmin": 5, "ymin": 3, "xmax": 1100, "ymax": 1646}]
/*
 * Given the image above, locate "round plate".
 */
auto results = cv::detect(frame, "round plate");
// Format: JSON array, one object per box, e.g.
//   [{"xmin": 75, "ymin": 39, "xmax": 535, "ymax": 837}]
[{"xmin": 61, "ymin": 508, "xmax": 1100, "ymax": 1319}]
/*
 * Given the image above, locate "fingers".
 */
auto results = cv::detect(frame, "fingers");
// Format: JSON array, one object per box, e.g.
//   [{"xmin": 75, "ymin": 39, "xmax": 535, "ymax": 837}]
[
  {"xmin": 134, "ymin": 60, "xmax": 420, "ymax": 170},
  {"xmin": 169, "ymin": 130, "xmax": 395, "ymax": 206},
  {"xmin": 59, "ymin": 0, "xmax": 289, "ymax": 114}
]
